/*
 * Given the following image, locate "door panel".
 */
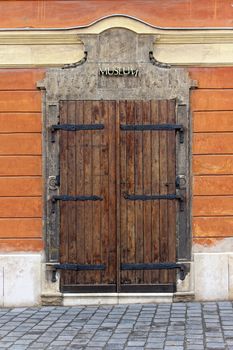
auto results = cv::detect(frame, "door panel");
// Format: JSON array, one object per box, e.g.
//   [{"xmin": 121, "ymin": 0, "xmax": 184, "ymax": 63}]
[
  {"xmin": 59, "ymin": 100, "xmax": 117, "ymax": 292},
  {"xmin": 119, "ymin": 100, "xmax": 177, "ymax": 291},
  {"xmin": 59, "ymin": 99, "xmax": 177, "ymax": 292}
]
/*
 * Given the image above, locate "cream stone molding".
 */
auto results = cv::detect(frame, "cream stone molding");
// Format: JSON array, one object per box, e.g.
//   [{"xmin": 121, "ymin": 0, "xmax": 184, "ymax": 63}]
[
  {"xmin": 0, "ymin": 34, "xmax": 82, "ymax": 45},
  {"xmin": 0, "ymin": 15, "xmax": 233, "ymax": 67}
]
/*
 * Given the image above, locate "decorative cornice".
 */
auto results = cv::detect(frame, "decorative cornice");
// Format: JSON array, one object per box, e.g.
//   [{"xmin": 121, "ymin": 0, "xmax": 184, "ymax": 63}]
[
  {"xmin": 156, "ymin": 33, "xmax": 233, "ymax": 45},
  {"xmin": 0, "ymin": 33, "xmax": 82, "ymax": 45},
  {"xmin": 0, "ymin": 15, "xmax": 232, "ymax": 67}
]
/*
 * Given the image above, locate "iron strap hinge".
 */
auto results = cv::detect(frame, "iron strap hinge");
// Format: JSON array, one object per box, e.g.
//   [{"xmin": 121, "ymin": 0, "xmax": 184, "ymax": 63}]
[
  {"xmin": 51, "ymin": 263, "xmax": 106, "ymax": 282},
  {"xmin": 52, "ymin": 195, "xmax": 103, "ymax": 202},
  {"xmin": 124, "ymin": 193, "xmax": 183, "ymax": 201},
  {"xmin": 54, "ymin": 263, "xmax": 105, "ymax": 271},
  {"xmin": 50, "ymin": 123, "xmax": 104, "ymax": 142},
  {"xmin": 124, "ymin": 193, "xmax": 184, "ymax": 211},
  {"xmin": 120, "ymin": 123, "xmax": 184, "ymax": 143},
  {"xmin": 121, "ymin": 263, "xmax": 187, "ymax": 281}
]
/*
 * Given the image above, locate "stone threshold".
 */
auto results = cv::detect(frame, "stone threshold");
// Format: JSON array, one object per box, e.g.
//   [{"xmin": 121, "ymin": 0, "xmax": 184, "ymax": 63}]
[
  {"xmin": 63, "ymin": 293, "xmax": 174, "ymax": 306},
  {"xmin": 41, "ymin": 292, "xmax": 195, "ymax": 306}
]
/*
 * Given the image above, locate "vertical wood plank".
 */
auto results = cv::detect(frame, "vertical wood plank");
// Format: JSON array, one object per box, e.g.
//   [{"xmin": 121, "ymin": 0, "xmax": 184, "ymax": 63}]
[
  {"xmin": 75, "ymin": 100, "xmax": 85, "ymax": 284},
  {"xmin": 142, "ymin": 100, "xmax": 152, "ymax": 284},
  {"xmin": 159, "ymin": 100, "xmax": 169, "ymax": 284},
  {"xmin": 92, "ymin": 101, "xmax": 102, "ymax": 284},
  {"xmin": 126, "ymin": 101, "xmax": 136, "ymax": 284},
  {"xmin": 83, "ymin": 101, "xmax": 93, "ymax": 282},
  {"xmin": 134, "ymin": 100, "xmax": 144, "ymax": 284},
  {"xmin": 101, "ymin": 101, "xmax": 110, "ymax": 284},
  {"xmin": 119, "ymin": 100, "xmax": 128, "ymax": 285},
  {"xmin": 108, "ymin": 101, "xmax": 117, "ymax": 284},
  {"xmin": 116, "ymin": 101, "xmax": 121, "ymax": 291},
  {"xmin": 150, "ymin": 100, "xmax": 160, "ymax": 283},
  {"xmin": 67, "ymin": 100, "xmax": 77, "ymax": 284}
]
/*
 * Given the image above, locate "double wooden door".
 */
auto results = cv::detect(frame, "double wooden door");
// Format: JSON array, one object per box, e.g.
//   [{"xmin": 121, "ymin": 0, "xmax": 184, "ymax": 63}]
[{"xmin": 58, "ymin": 99, "xmax": 178, "ymax": 292}]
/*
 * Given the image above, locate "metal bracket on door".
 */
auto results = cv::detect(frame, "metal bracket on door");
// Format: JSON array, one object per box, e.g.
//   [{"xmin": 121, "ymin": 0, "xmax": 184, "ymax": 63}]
[
  {"xmin": 121, "ymin": 262, "xmax": 188, "ymax": 281},
  {"xmin": 51, "ymin": 195, "xmax": 103, "ymax": 214},
  {"xmin": 50, "ymin": 263, "xmax": 106, "ymax": 282},
  {"xmin": 123, "ymin": 193, "xmax": 185, "ymax": 211},
  {"xmin": 124, "ymin": 193, "xmax": 182, "ymax": 201},
  {"xmin": 52, "ymin": 195, "xmax": 103, "ymax": 202},
  {"xmin": 120, "ymin": 123, "xmax": 184, "ymax": 143},
  {"xmin": 50, "ymin": 123, "xmax": 105, "ymax": 142}
]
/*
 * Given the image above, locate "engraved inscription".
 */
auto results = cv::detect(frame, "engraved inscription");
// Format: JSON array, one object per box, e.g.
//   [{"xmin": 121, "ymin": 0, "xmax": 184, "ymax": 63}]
[{"xmin": 99, "ymin": 67, "xmax": 139, "ymax": 77}]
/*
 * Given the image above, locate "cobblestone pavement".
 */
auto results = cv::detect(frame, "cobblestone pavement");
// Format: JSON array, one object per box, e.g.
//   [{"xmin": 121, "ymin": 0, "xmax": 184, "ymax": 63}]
[{"xmin": 0, "ymin": 302, "xmax": 233, "ymax": 349}]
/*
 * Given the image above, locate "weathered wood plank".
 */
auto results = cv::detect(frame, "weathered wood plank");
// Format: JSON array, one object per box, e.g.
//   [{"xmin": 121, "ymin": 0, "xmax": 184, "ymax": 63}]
[
  {"xmin": 119, "ymin": 100, "xmax": 128, "ymax": 285},
  {"xmin": 83, "ymin": 101, "xmax": 93, "ymax": 283},
  {"xmin": 159, "ymin": 100, "xmax": 168, "ymax": 283},
  {"xmin": 67, "ymin": 100, "xmax": 77, "ymax": 284},
  {"xmin": 108, "ymin": 101, "xmax": 117, "ymax": 285},
  {"xmin": 126, "ymin": 101, "xmax": 136, "ymax": 284},
  {"xmin": 134, "ymin": 100, "xmax": 144, "ymax": 284},
  {"xmin": 150, "ymin": 99, "xmax": 160, "ymax": 283},
  {"xmin": 142, "ymin": 100, "xmax": 152, "ymax": 284},
  {"xmin": 75, "ymin": 100, "xmax": 85, "ymax": 284},
  {"xmin": 101, "ymin": 100, "xmax": 111, "ymax": 284},
  {"xmin": 92, "ymin": 101, "xmax": 102, "ymax": 284}
]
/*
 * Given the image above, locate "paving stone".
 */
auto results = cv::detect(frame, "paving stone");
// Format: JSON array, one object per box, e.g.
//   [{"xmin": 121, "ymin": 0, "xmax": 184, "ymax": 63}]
[
  {"xmin": 124, "ymin": 347, "xmax": 144, "ymax": 350},
  {"xmin": 127, "ymin": 341, "xmax": 146, "ymax": 346},
  {"xmin": 0, "ymin": 302, "xmax": 232, "ymax": 349},
  {"xmin": 146, "ymin": 343, "xmax": 164, "ymax": 349},
  {"xmin": 13, "ymin": 339, "xmax": 33, "ymax": 345},
  {"xmin": 28, "ymin": 342, "xmax": 50, "ymax": 348},
  {"xmin": 0, "ymin": 343, "xmax": 14, "ymax": 348}
]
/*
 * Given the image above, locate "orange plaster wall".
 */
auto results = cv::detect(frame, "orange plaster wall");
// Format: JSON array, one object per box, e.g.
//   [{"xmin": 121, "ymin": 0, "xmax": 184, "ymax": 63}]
[
  {"xmin": 0, "ymin": 67, "xmax": 233, "ymax": 251},
  {"xmin": 0, "ymin": 0, "xmax": 232, "ymax": 28},
  {"xmin": 189, "ymin": 67, "xmax": 233, "ymax": 244},
  {"xmin": 0, "ymin": 69, "xmax": 45, "ymax": 252},
  {"xmin": 0, "ymin": 0, "xmax": 233, "ymax": 251}
]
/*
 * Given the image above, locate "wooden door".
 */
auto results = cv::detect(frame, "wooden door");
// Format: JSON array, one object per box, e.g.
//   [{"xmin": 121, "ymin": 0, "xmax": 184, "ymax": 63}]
[
  {"xmin": 119, "ymin": 100, "xmax": 177, "ymax": 292},
  {"xmin": 58, "ymin": 99, "xmax": 178, "ymax": 292},
  {"xmin": 59, "ymin": 100, "xmax": 117, "ymax": 292}
]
